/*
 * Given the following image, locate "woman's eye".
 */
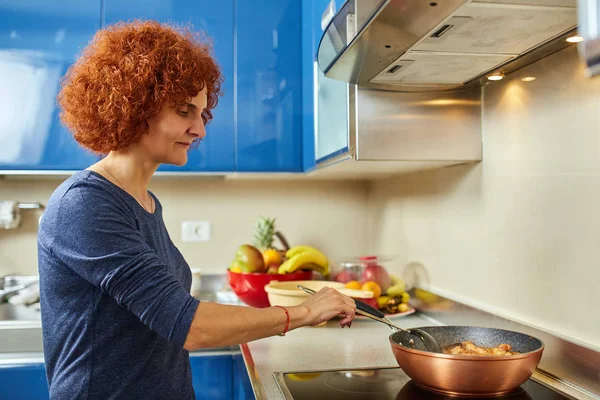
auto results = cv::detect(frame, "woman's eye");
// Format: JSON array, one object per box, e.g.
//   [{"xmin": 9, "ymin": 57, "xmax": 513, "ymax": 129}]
[{"xmin": 177, "ymin": 110, "xmax": 189, "ymax": 116}]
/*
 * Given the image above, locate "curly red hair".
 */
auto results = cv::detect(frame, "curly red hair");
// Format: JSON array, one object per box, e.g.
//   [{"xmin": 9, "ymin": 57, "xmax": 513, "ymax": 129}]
[{"xmin": 58, "ymin": 20, "xmax": 223, "ymax": 154}]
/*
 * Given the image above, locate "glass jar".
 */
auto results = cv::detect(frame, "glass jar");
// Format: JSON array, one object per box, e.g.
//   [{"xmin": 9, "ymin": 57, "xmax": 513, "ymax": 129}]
[{"xmin": 330, "ymin": 255, "xmax": 395, "ymax": 287}]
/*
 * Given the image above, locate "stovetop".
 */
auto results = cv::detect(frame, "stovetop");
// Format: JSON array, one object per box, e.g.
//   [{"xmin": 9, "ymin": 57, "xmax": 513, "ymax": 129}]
[{"xmin": 274, "ymin": 367, "xmax": 573, "ymax": 400}]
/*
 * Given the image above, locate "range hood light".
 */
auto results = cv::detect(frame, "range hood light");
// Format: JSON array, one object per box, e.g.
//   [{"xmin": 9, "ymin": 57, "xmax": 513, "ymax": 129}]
[
  {"xmin": 521, "ymin": 76, "xmax": 536, "ymax": 82},
  {"xmin": 487, "ymin": 73, "xmax": 504, "ymax": 81},
  {"xmin": 566, "ymin": 35, "xmax": 584, "ymax": 43}
]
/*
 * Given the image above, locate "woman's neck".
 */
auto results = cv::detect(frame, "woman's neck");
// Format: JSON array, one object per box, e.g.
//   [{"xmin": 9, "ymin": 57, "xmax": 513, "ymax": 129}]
[{"xmin": 92, "ymin": 150, "xmax": 159, "ymax": 204}]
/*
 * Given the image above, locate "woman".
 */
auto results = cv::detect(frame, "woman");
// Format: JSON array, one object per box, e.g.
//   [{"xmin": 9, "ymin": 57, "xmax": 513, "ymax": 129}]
[{"xmin": 37, "ymin": 20, "xmax": 356, "ymax": 400}]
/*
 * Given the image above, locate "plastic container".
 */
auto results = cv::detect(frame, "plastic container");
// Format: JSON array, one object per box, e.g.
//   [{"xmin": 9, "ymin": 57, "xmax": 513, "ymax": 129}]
[
  {"xmin": 265, "ymin": 280, "xmax": 379, "ymax": 311},
  {"xmin": 264, "ymin": 280, "xmax": 346, "ymax": 308}
]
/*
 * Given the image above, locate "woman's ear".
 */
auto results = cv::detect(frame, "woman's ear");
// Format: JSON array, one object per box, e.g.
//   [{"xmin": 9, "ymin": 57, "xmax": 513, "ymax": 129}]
[{"xmin": 136, "ymin": 120, "xmax": 151, "ymax": 136}]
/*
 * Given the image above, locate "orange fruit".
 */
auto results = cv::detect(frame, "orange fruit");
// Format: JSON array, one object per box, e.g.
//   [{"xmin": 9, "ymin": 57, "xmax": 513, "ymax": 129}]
[
  {"xmin": 361, "ymin": 281, "xmax": 382, "ymax": 299},
  {"xmin": 262, "ymin": 249, "xmax": 282, "ymax": 267},
  {"xmin": 345, "ymin": 280, "xmax": 362, "ymax": 290}
]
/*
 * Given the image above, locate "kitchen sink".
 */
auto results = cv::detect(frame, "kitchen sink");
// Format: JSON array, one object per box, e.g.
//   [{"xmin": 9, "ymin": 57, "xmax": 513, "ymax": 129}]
[{"xmin": 0, "ymin": 304, "xmax": 40, "ymax": 322}]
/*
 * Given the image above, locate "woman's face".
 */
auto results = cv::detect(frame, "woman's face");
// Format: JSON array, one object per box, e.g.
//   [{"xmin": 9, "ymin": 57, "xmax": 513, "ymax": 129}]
[{"xmin": 142, "ymin": 87, "xmax": 208, "ymax": 166}]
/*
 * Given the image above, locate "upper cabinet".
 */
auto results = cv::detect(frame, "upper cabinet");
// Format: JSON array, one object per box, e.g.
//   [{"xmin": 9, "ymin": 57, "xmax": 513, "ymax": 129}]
[
  {"xmin": 301, "ymin": 0, "xmax": 352, "ymax": 168},
  {"xmin": 0, "ymin": 1, "xmax": 101, "ymax": 171},
  {"xmin": 103, "ymin": 0, "xmax": 235, "ymax": 173},
  {"xmin": 0, "ymin": 1, "xmax": 307, "ymax": 175},
  {"xmin": 235, "ymin": 0, "xmax": 303, "ymax": 172}
]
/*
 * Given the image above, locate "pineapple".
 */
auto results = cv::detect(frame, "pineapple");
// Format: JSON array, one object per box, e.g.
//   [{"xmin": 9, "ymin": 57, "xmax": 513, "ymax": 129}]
[
  {"xmin": 254, "ymin": 216, "xmax": 282, "ymax": 269},
  {"xmin": 254, "ymin": 216, "xmax": 276, "ymax": 250}
]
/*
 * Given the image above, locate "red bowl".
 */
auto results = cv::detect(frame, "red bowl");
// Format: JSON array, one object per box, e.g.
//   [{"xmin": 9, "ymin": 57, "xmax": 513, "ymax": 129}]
[
  {"xmin": 227, "ymin": 269, "xmax": 314, "ymax": 308},
  {"xmin": 358, "ymin": 297, "xmax": 378, "ymax": 309}
]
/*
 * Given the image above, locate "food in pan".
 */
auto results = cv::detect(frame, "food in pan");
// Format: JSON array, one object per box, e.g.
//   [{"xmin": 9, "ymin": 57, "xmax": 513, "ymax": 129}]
[{"xmin": 444, "ymin": 341, "xmax": 520, "ymax": 356}]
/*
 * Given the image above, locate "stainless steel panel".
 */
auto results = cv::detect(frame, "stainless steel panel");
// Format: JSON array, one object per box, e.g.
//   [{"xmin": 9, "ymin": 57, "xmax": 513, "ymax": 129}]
[
  {"xmin": 0, "ymin": 305, "xmax": 40, "ymax": 322},
  {"xmin": 318, "ymin": 0, "xmax": 468, "ymax": 91},
  {"xmin": 578, "ymin": 0, "xmax": 600, "ymax": 77},
  {"xmin": 355, "ymin": 86, "xmax": 482, "ymax": 161},
  {"xmin": 0, "ymin": 324, "xmax": 43, "ymax": 353},
  {"xmin": 413, "ymin": 3, "xmax": 577, "ymax": 55}
]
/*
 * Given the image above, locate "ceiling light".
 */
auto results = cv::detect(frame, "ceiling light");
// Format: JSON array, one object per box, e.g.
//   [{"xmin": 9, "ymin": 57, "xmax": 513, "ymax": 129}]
[
  {"xmin": 521, "ymin": 77, "xmax": 536, "ymax": 82},
  {"xmin": 566, "ymin": 35, "xmax": 584, "ymax": 43},
  {"xmin": 487, "ymin": 73, "xmax": 504, "ymax": 81}
]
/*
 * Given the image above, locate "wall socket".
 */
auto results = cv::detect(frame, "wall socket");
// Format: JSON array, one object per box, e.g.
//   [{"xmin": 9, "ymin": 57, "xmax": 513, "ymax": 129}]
[{"xmin": 181, "ymin": 221, "xmax": 210, "ymax": 242}]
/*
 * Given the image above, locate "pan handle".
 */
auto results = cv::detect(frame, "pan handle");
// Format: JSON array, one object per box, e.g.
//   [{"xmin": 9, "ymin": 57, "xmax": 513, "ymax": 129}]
[{"xmin": 354, "ymin": 298, "xmax": 386, "ymax": 318}]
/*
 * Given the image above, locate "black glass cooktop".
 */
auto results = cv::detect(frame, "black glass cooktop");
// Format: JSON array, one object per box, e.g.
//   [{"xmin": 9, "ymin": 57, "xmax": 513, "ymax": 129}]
[{"xmin": 274, "ymin": 367, "xmax": 573, "ymax": 400}]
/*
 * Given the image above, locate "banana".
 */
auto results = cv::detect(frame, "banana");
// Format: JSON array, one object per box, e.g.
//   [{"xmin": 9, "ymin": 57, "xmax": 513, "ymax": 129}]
[
  {"xmin": 390, "ymin": 274, "xmax": 402, "ymax": 286},
  {"xmin": 386, "ymin": 281, "xmax": 406, "ymax": 296},
  {"xmin": 285, "ymin": 245, "xmax": 326, "ymax": 260},
  {"xmin": 377, "ymin": 295, "xmax": 390, "ymax": 309},
  {"xmin": 278, "ymin": 250, "xmax": 329, "ymax": 275},
  {"xmin": 292, "ymin": 262, "xmax": 329, "ymax": 276},
  {"xmin": 399, "ymin": 292, "xmax": 410, "ymax": 304}
]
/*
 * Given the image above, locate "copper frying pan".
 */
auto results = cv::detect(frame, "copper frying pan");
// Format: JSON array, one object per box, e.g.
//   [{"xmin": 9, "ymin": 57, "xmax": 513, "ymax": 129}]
[
  {"xmin": 299, "ymin": 284, "xmax": 544, "ymax": 397},
  {"xmin": 389, "ymin": 326, "xmax": 544, "ymax": 397},
  {"xmin": 347, "ymin": 292, "xmax": 544, "ymax": 397}
]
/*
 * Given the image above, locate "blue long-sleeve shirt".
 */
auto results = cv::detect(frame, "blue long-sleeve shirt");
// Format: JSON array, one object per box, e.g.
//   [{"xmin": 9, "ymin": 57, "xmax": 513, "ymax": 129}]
[{"xmin": 38, "ymin": 170, "xmax": 200, "ymax": 400}]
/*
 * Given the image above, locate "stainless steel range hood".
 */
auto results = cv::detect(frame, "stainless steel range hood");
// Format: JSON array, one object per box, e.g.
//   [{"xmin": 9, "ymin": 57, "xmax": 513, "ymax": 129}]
[
  {"xmin": 578, "ymin": 0, "xmax": 600, "ymax": 77},
  {"xmin": 318, "ymin": 0, "xmax": 578, "ymax": 92}
]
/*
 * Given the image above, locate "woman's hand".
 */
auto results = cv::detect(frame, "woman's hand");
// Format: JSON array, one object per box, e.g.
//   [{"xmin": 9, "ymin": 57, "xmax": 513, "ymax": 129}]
[{"xmin": 297, "ymin": 286, "xmax": 356, "ymax": 328}]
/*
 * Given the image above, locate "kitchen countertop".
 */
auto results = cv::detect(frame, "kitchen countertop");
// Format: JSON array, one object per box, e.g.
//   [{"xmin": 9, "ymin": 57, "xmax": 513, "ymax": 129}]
[{"xmin": 241, "ymin": 312, "xmax": 443, "ymax": 400}]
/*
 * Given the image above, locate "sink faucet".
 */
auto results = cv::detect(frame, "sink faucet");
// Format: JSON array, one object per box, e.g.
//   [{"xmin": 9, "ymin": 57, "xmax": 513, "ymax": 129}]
[
  {"xmin": 0, "ymin": 276, "xmax": 37, "ymax": 303},
  {"xmin": 0, "ymin": 285, "xmax": 29, "ymax": 302}
]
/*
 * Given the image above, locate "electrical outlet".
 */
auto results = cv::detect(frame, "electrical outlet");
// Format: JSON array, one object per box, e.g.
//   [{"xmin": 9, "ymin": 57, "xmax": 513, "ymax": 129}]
[{"xmin": 181, "ymin": 221, "xmax": 210, "ymax": 242}]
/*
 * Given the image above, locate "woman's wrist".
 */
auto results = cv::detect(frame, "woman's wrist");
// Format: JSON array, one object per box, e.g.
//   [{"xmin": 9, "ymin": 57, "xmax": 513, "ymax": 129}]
[{"xmin": 289, "ymin": 305, "xmax": 312, "ymax": 328}]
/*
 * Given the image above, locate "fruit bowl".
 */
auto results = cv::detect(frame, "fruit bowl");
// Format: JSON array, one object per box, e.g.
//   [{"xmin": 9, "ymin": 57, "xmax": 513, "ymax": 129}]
[{"xmin": 227, "ymin": 269, "xmax": 314, "ymax": 308}]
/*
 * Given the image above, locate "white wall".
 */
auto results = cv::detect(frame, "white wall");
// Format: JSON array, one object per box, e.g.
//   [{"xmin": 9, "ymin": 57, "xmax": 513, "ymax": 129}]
[
  {"xmin": 368, "ymin": 46, "xmax": 600, "ymax": 350},
  {"xmin": 0, "ymin": 178, "xmax": 370, "ymax": 276}
]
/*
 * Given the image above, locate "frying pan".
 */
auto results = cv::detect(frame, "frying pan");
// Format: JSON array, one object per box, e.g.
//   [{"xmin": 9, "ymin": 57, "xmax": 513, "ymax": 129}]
[
  {"xmin": 350, "ymin": 293, "xmax": 545, "ymax": 397},
  {"xmin": 298, "ymin": 284, "xmax": 545, "ymax": 397},
  {"xmin": 390, "ymin": 326, "xmax": 544, "ymax": 397}
]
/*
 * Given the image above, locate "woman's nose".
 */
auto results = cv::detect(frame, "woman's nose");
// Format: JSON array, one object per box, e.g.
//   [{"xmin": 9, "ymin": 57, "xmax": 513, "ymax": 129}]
[{"xmin": 189, "ymin": 120, "xmax": 206, "ymax": 139}]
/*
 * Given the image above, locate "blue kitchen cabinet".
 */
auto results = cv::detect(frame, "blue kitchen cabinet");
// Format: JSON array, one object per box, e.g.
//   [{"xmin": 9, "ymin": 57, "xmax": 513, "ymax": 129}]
[
  {"xmin": 0, "ymin": 351, "xmax": 253, "ymax": 400},
  {"xmin": 0, "ymin": 363, "xmax": 49, "ymax": 400},
  {"xmin": 103, "ymin": 0, "xmax": 235, "ymax": 173},
  {"xmin": 301, "ymin": 0, "xmax": 350, "ymax": 168},
  {"xmin": 233, "ymin": 352, "xmax": 255, "ymax": 400},
  {"xmin": 0, "ymin": 1, "xmax": 102, "ymax": 171},
  {"xmin": 236, "ymin": 0, "xmax": 303, "ymax": 172},
  {"xmin": 189, "ymin": 352, "xmax": 234, "ymax": 400}
]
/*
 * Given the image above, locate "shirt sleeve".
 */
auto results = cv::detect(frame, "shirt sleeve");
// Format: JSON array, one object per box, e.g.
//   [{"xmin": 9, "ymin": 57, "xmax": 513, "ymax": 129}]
[{"xmin": 49, "ymin": 183, "xmax": 199, "ymax": 347}]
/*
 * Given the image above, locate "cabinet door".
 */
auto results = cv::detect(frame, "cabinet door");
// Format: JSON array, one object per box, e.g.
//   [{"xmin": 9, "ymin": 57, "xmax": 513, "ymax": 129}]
[
  {"xmin": 103, "ymin": 0, "xmax": 235, "ymax": 173},
  {"xmin": 189, "ymin": 353, "xmax": 233, "ymax": 400},
  {"xmin": 303, "ymin": 0, "xmax": 350, "ymax": 166},
  {"xmin": 236, "ymin": 0, "xmax": 303, "ymax": 172},
  {"xmin": 232, "ymin": 352, "xmax": 255, "ymax": 400},
  {"xmin": 0, "ymin": 1, "xmax": 101, "ymax": 171},
  {"xmin": 0, "ymin": 363, "xmax": 49, "ymax": 400}
]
